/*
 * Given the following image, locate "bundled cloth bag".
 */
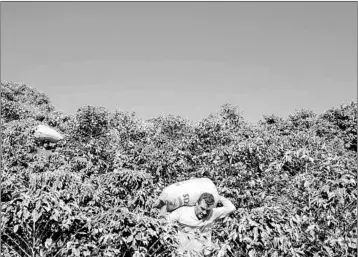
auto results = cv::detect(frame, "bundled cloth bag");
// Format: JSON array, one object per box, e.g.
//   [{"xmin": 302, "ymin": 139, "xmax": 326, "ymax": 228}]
[
  {"xmin": 34, "ymin": 124, "xmax": 64, "ymax": 143},
  {"xmin": 154, "ymin": 178, "xmax": 219, "ymax": 212}
]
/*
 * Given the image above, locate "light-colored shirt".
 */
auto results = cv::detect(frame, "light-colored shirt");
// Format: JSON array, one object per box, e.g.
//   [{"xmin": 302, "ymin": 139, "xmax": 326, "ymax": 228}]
[{"xmin": 166, "ymin": 197, "xmax": 236, "ymax": 255}]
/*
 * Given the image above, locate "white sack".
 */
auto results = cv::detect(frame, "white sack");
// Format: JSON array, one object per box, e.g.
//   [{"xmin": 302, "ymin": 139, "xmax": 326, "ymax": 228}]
[
  {"xmin": 157, "ymin": 178, "xmax": 219, "ymax": 212},
  {"xmin": 34, "ymin": 124, "xmax": 64, "ymax": 143}
]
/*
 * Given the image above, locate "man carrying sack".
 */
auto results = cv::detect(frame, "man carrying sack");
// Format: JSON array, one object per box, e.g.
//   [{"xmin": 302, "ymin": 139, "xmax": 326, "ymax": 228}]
[{"xmin": 165, "ymin": 192, "xmax": 236, "ymax": 256}]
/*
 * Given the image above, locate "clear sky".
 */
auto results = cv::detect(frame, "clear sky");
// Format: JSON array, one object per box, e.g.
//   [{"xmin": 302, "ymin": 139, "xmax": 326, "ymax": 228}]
[{"xmin": 1, "ymin": 2, "xmax": 357, "ymax": 123}]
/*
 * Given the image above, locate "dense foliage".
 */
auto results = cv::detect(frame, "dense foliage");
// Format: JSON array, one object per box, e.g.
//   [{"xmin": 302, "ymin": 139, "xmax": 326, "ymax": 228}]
[{"xmin": 1, "ymin": 82, "xmax": 357, "ymax": 257}]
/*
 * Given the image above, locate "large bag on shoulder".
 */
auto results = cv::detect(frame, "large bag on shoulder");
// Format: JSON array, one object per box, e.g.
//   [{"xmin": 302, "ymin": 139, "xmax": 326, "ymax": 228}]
[
  {"xmin": 155, "ymin": 178, "xmax": 219, "ymax": 212},
  {"xmin": 34, "ymin": 124, "xmax": 64, "ymax": 143}
]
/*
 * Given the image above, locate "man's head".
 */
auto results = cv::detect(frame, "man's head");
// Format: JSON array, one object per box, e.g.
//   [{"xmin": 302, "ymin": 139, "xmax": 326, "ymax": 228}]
[{"xmin": 195, "ymin": 193, "xmax": 215, "ymax": 220}]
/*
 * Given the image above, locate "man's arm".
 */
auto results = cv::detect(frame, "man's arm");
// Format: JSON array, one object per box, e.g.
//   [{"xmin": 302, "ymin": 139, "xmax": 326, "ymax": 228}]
[
  {"xmin": 164, "ymin": 207, "xmax": 182, "ymax": 224},
  {"xmin": 212, "ymin": 195, "xmax": 236, "ymax": 220}
]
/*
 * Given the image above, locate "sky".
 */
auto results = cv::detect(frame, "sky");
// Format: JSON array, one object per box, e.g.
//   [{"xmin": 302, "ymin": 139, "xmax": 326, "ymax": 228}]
[{"xmin": 1, "ymin": 2, "xmax": 357, "ymax": 123}]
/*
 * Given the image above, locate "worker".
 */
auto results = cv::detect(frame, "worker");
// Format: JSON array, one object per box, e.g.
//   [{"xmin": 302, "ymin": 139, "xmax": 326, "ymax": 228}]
[{"xmin": 165, "ymin": 192, "xmax": 236, "ymax": 256}]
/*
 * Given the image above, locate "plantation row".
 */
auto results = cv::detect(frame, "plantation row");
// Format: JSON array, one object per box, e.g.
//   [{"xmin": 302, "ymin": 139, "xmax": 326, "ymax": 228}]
[{"xmin": 1, "ymin": 82, "xmax": 357, "ymax": 257}]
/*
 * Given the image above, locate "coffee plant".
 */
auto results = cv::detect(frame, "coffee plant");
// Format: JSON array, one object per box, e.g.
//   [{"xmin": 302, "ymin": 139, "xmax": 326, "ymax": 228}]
[{"xmin": 1, "ymin": 82, "xmax": 356, "ymax": 256}]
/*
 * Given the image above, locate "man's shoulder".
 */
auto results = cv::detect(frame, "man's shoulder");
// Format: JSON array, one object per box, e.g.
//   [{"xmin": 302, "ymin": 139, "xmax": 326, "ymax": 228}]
[
  {"xmin": 169, "ymin": 206, "xmax": 195, "ymax": 218},
  {"xmin": 167, "ymin": 206, "xmax": 195, "ymax": 222},
  {"xmin": 172, "ymin": 205, "xmax": 194, "ymax": 213}
]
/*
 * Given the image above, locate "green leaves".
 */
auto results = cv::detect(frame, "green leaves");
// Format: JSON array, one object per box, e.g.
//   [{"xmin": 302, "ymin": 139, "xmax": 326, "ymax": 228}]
[
  {"xmin": 45, "ymin": 238, "xmax": 52, "ymax": 248},
  {"xmin": 32, "ymin": 209, "xmax": 42, "ymax": 223},
  {"xmin": 13, "ymin": 225, "xmax": 19, "ymax": 233},
  {"xmin": 76, "ymin": 106, "xmax": 110, "ymax": 138},
  {"xmin": 1, "ymin": 83, "xmax": 357, "ymax": 257}
]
